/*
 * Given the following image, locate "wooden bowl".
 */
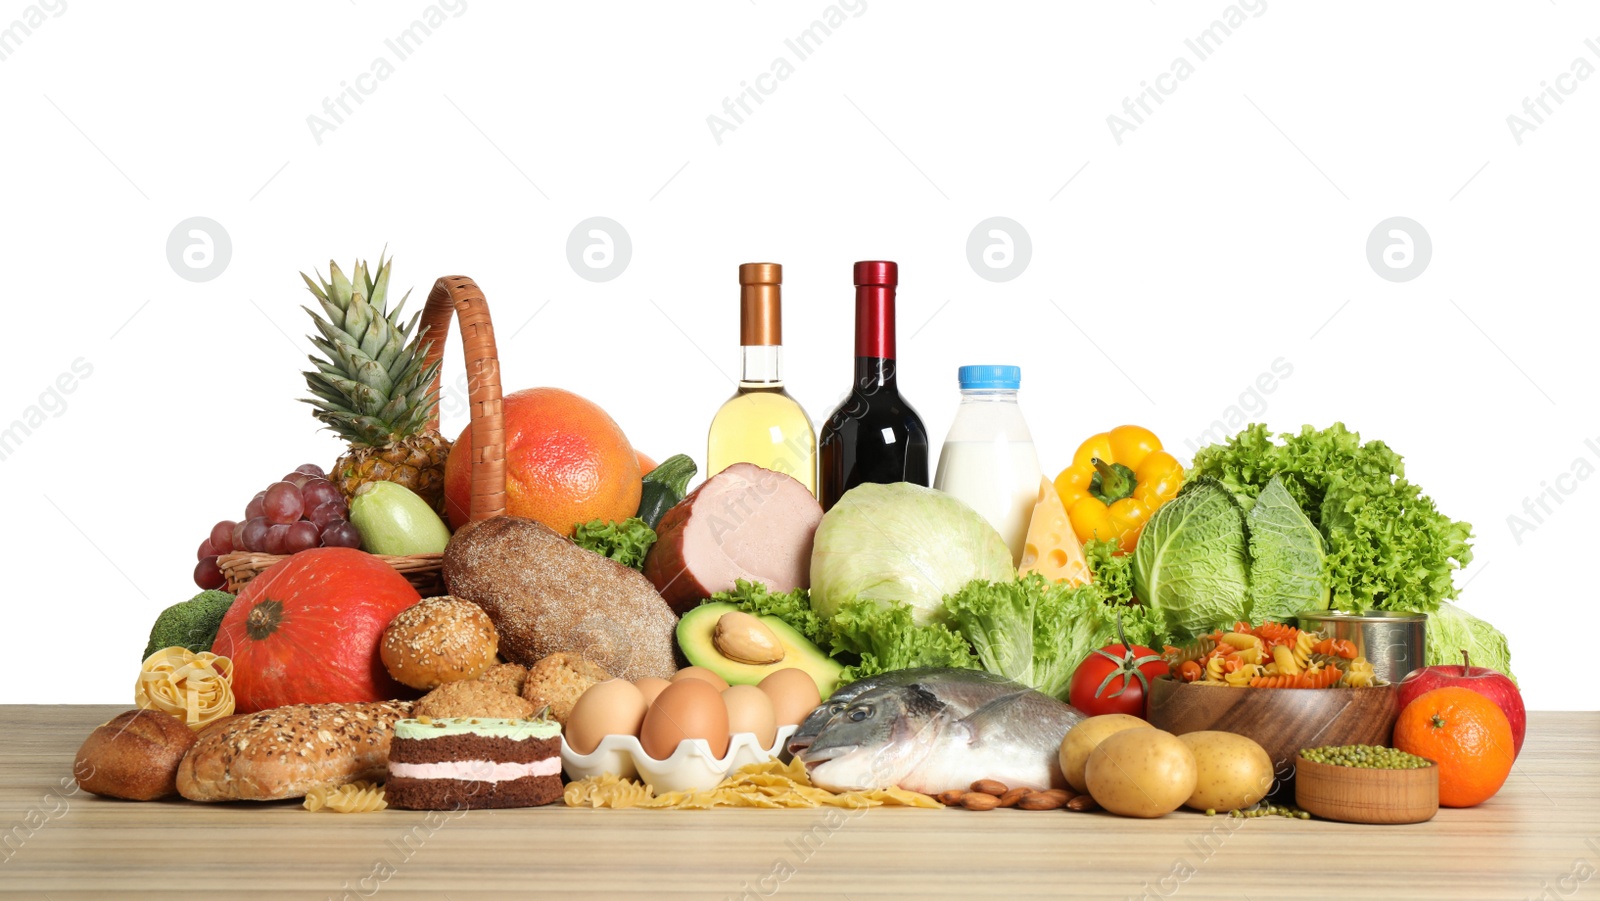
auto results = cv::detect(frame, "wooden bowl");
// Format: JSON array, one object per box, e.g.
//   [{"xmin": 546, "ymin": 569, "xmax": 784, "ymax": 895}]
[
  {"xmin": 1294, "ymin": 755, "xmax": 1439, "ymax": 824},
  {"xmin": 1145, "ymin": 677, "xmax": 1400, "ymax": 796}
]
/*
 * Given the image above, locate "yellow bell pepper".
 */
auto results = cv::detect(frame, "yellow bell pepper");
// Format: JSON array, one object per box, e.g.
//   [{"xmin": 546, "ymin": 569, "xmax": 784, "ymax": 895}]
[{"xmin": 1053, "ymin": 425, "xmax": 1184, "ymax": 554}]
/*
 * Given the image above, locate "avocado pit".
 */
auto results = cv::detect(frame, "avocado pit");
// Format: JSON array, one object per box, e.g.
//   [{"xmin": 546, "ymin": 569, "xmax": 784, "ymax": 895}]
[{"xmin": 713, "ymin": 611, "xmax": 785, "ymax": 665}]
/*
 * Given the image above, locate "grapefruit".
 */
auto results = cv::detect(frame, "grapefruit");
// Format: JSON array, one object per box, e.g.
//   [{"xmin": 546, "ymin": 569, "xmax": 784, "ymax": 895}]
[{"xmin": 444, "ymin": 388, "xmax": 641, "ymax": 535}]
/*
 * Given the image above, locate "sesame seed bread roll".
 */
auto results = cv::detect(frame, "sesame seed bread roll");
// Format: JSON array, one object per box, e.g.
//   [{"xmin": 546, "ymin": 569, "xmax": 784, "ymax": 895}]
[{"xmin": 442, "ymin": 516, "xmax": 678, "ymax": 681}]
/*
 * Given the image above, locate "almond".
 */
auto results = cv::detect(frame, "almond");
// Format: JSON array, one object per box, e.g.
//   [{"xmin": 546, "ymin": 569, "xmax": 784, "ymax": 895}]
[
  {"xmin": 961, "ymin": 792, "xmax": 1001, "ymax": 811},
  {"xmin": 1042, "ymin": 789, "xmax": 1072, "ymax": 804},
  {"xmin": 1018, "ymin": 792, "xmax": 1064, "ymax": 811},
  {"xmin": 998, "ymin": 787, "xmax": 1028, "ymax": 808},
  {"xmin": 1066, "ymin": 794, "xmax": 1101, "ymax": 812},
  {"xmin": 970, "ymin": 779, "xmax": 1007, "ymax": 796},
  {"xmin": 935, "ymin": 790, "xmax": 966, "ymax": 806}
]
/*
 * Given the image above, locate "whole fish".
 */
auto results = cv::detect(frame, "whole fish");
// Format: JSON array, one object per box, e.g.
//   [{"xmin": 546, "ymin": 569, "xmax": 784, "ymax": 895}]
[
  {"xmin": 787, "ymin": 667, "xmax": 1019, "ymax": 755},
  {"xmin": 793, "ymin": 668, "xmax": 1085, "ymax": 794}
]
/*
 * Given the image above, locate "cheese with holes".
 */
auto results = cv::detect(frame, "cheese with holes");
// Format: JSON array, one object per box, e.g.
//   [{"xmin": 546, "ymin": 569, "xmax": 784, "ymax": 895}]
[{"xmin": 1018, "ymin": 477, "xmax": 1090, "ymax": 585}]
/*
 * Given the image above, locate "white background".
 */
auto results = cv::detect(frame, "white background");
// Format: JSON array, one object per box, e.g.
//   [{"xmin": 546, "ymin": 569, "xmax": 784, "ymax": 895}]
[{"xmin": 2, "ymin": 1, "xmax": 1594, "ymax": 709}]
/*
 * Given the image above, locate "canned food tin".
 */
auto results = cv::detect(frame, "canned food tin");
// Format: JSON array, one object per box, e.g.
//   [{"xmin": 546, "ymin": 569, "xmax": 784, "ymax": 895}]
[{"xmin": 1295, "ymin": 611, "xmax": 1427, "ymax": 684}]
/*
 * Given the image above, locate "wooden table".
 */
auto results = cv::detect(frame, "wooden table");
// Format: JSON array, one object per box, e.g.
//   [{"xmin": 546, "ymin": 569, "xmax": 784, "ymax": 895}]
[{"xmin": 2, "ymin": 706, "xmax": 1594, "ymax": 900}]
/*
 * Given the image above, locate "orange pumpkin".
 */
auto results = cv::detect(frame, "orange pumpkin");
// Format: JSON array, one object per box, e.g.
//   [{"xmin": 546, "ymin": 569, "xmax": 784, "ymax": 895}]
[{"xmin": 214, "ymin": 548, "xmax": 421, "ymax": 712}]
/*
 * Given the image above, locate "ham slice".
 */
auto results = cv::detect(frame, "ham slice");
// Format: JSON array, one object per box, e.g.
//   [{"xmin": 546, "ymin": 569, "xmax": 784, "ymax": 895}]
[{"xmin": 642, "ymin": 463, "xmax": 823, "ymax": 614}]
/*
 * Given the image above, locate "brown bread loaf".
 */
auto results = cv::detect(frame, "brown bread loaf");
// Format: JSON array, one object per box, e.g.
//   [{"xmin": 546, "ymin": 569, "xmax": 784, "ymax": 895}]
[{"xmin": 442, "ymin": 516, "xmax": 677, "ymax": 680}]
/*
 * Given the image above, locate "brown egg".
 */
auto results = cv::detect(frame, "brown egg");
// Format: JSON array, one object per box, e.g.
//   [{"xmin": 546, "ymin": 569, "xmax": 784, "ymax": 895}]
[
  {"xmin": 757, "ymin": 668, "xmax": 823, "ymax": 727},
  {"xmin": 721, "ymin": 685, "xmax": 777, "ymax": 749},
  {"xmin": 671, "ymin": 666, "xmax": 730, "ymax": 691},
  {"xmin": 640, "ymin": 678, "xmax": 730, "ymax": 760},
  {"xmin": 564, "ymin": 679, "xmax": 648, "ymax": 755},
  {"xmin": 633, "ymin": 677, "xmax": 671, "ymax": 707}
]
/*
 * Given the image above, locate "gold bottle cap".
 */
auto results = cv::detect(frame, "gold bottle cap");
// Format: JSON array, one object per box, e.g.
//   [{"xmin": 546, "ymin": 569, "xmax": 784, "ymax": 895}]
[{"xmin": 739, "ymin": 262, "xmax": 782, "ymax": 346}]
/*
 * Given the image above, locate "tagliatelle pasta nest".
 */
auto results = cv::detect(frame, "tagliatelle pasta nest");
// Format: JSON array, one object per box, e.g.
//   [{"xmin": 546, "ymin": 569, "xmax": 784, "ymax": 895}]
[
  {"xmin": 134, "ymin": 646, "xmax": 236, "ymax": 730},
  {"xmin": 564, "ymin": 758, "xmax": 943, "ymax": 810},
  {"xmin": 303, "ymin": 781, "xmax": 388, "ymax": 813}
]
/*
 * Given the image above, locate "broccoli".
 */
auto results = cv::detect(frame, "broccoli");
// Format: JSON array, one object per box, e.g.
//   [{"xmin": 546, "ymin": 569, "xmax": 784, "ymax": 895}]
[{"xmin": 142, "ymin": 590, "xmax": 237, "ymax": 660}]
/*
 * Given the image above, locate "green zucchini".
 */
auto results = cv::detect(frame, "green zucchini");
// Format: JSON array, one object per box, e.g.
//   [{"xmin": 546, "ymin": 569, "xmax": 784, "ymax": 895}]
[{"xmin": 636, "ymin": 453, "xmax": 697, "ymax": 528}]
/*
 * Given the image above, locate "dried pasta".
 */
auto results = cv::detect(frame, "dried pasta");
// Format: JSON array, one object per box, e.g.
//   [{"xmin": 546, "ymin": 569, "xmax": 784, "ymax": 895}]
[
  {"xmin": 1165, "ymin": 622, "xmax": 1378, "ymax": 689},
  {"xmin": 1290, "ymin": 631, "xmax": 1317, "ymax": 669},
  {"xmin": 135, "ymin": 646, "xmax": 236, "ymax": 730},
  {"xmin": 564, "ymin": 759, "xmax": 942, "ymax": 810},
  {"xmin": 1249, "ymin": 665, "xmax": 1343, "ymax": 689},
  {"xmin": 304, "ymin": 781, "xmax": 387, "ymax": 813},
  {"xmin": 1341, "ymin": 659, "xmax": 1377, "ymax": 688},
  {"xmin": 1313, "ymin": 637, "xmax": 1358, "ymax": 659}
]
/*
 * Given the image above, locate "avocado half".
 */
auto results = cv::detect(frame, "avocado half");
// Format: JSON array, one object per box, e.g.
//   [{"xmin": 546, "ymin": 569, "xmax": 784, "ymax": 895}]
[{"xmin": 677, "ymin": 601, "xmax": 843, "ymax": 697}]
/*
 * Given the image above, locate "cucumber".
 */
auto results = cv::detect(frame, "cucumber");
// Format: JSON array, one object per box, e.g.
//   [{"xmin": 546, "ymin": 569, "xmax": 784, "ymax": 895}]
[{"xmin": 636, "ymin": 453, "xmax": 697, "ymax": 529}]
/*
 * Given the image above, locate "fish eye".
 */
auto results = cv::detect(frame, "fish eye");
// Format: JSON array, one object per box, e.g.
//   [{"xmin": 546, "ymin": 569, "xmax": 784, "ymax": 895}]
[{"xmin": 847, "ymin": 705, "xmax": 871, "ymax": 722}]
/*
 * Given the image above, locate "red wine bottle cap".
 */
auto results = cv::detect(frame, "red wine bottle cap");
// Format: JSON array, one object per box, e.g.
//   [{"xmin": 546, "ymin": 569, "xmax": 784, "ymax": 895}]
[{"xmin": 853, "ymin": 260, "xmax": 898, "ymax": 287}]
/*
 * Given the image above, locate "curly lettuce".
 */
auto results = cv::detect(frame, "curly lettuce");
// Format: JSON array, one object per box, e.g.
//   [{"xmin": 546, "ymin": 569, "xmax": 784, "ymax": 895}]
[
  {"xmin": 829, "ymin": 599, "xmax": 980, "ymax": 685},
  {"xmin": 571, "ymin": 517, "xmax": 657, "ymax": 570},
  {"xmin": 943, "ymin": 568, "xmax": 1161, "ymax": 700},
  {"xmin": 1188, "ymin": 423, "xmax": 1473, "ymax": 614}
]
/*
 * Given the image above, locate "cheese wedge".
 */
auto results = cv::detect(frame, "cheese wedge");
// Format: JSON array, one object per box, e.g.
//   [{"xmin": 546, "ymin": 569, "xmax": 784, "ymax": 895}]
[{"xmin": 1018, "ymin": 476, "xmax": 1091, "ymax": 586}]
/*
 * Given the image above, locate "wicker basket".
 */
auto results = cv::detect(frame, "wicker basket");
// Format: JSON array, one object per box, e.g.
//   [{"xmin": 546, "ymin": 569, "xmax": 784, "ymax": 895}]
[{"xmin": 217, "ymin": 274, "xmax": 509, "ymax": 595}]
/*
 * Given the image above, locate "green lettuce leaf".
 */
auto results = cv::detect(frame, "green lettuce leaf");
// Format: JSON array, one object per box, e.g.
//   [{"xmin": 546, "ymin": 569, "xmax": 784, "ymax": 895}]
[
  {"xmin": 1246, "ymin": 475, "xmax": 1329, "ymax": 621},
  {"xmin": 829, "ymin": 599, "xmax": 980, "ymax": 686},
  {"xmin": 571, "ymin": 517, "xmax": 657, "ymax": 570},
  {"xmin": 1132, "ymin": 479, "xmax": 1251, "ymax": 640},
  {"xmin": 943, "ymin": 548, "xmax": 1164, "ymax": 701}
]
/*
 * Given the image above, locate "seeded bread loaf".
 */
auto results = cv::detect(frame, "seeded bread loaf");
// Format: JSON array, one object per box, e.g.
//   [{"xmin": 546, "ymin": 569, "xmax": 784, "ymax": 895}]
[{"xmin": 176, "ymin": 700, "xmax": 412, "ymax": 801}]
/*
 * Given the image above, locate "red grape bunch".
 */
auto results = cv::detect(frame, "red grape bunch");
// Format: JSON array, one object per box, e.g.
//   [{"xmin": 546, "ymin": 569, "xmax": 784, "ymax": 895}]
[{"xmin": 193, "ymin": 464, "xmax": 361, "ymax": 589}]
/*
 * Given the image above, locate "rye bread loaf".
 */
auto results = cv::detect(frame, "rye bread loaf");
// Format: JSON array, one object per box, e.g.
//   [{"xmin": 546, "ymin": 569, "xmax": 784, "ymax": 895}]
[
  {"xmin": 442, "ymin": 516, "xmax": 678, "ymax": 681},
  {"xmin": 176, "ymin": 700, "xmax": 412, "ymax": 801}
]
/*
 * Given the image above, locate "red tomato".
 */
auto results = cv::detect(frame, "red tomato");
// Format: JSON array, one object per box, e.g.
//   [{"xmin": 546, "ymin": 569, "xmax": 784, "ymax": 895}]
[{"xmin": 1069, "ymin": 643, "xmax": 1169, "ymax": 718}]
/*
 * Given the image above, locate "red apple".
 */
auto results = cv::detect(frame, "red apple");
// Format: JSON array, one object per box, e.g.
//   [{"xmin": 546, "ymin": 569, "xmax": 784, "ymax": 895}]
[{"xmin": 1397, "ymin": 651, "xmax": 1525, "ymax": 758}]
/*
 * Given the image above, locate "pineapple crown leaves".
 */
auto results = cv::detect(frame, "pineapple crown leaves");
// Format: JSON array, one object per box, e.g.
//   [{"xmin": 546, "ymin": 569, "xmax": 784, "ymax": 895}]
[{"xmin": 298, "ymin": 253, "xmax": 444, "ymax": 447}]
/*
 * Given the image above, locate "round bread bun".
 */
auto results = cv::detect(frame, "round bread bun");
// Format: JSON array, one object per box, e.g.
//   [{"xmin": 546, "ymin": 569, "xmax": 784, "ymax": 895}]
[
  {"xmin": 522, "ymin": 652, "xmax": 612, "ymax": 724},
  {"xmin": 414, "ymin": 678, "xmax": 538, "ymax": 720},
  {"xmin": 75, "ymin": 709, "xmax": 197, "ymax": 801},
  {"xmin": 380, "ymin": 596, "xmax": 499, "ymax": 690}
]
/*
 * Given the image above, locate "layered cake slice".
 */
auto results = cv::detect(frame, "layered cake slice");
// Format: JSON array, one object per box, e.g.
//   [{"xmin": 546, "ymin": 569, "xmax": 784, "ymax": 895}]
[{"xmin": 385, "ymin": 716, "xmax": 562, "ymax": 810}]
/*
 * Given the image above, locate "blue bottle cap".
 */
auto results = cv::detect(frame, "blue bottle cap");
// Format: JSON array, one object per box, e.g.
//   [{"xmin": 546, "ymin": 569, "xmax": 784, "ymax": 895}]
[{"xmin": 957, "ymin": 365, "xmax": 1021, "ymax": 390}]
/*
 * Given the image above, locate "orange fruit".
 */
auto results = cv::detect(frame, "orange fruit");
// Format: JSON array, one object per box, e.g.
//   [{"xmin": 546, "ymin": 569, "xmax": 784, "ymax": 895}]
[
  {"xmin": 444, "ymin": 387, "xmax": 641, "ymax": 535},
  {"xmin": 1393, "ymin": 686, "xmax": 1515, "ymax": 808},
  {"xmin": 636, "ymin": 450, "xmax": 658, "ymax": 476}
]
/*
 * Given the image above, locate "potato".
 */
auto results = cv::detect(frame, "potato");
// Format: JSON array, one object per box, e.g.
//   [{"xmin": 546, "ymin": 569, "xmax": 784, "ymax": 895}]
[
  {"xmin": 1084, "ymin": 728, "xmax": 1197, "ymax": 818},
  {"xmin": 1059, "ymin": 714, "xmax": 1148, "ymax": 793},
  {"xmin": 1179, "ymin": 731, "xmax": 1274, "ymax": 812}
]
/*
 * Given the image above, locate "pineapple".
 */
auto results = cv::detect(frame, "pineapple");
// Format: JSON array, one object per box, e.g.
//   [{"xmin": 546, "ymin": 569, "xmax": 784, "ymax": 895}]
[{"xmin": 300, "ymin": 253, "xmax": 452, "ymax": 514}]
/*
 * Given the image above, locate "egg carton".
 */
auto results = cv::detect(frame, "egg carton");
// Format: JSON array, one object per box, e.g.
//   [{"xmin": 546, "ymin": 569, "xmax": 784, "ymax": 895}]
[{"xmin": 561, "ymin": 725, "xmax": 799, "ymax": 794}]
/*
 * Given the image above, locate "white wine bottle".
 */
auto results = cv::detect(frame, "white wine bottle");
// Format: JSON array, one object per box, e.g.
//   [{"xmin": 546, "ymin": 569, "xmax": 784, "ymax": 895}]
[{"xmin": 707, "ymin": 263, "xmax": 817, "ymax": 493}]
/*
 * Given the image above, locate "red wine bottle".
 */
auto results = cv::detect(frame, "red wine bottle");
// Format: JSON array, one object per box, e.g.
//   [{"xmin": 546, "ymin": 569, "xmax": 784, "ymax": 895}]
[{"xmin": 818, "ymin": 260, "xmax": 929, "ymax": 511}]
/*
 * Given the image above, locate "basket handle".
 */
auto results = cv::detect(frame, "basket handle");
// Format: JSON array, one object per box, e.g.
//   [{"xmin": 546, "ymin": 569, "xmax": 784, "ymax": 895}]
[{"xmin": 419, "ymin": 275, "xmax": 506, "ymax": 523}]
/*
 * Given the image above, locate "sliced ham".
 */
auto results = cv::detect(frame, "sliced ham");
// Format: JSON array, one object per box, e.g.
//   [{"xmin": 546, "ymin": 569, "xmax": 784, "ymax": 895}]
[{"xmin": 643, "ymin": 463, "xmax": 823, "ymax": 613}]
